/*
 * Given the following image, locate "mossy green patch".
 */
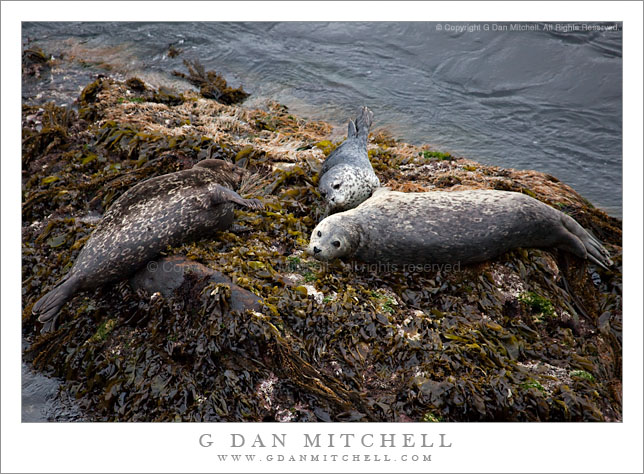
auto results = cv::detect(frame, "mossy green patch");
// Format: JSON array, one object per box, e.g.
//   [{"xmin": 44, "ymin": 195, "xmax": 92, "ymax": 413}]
[
  {"xmin": 117, "ymin": 97, "xmax": 145, "ymax": 104},
  {"xmin": 419, "ymin": 150, "xmax": 453, "ymax": 161},
  {"xmin": 519, "ymin": 291, "xmax": 556, "ymax": 319},
  {"xmin": 88, "ymin": 319, "xmax": 117, "ymax": 343},
  {"xmin": 521, "ymin": 188, "xmax": 537, "ymax": 198},
  {"xmin": 521, "ymin": 379, "xmax": 547, "ymax": 394},
  {"xmin": 422, "ymin": 412, "xmax": 443, "ymax": 422},
  {"xmin": 315, "ymin": 140, "xmax": 337, "ymax": 156},
  {"xmin": 570, "ymin": 370, "xmax": 595, "ymax": 382}
]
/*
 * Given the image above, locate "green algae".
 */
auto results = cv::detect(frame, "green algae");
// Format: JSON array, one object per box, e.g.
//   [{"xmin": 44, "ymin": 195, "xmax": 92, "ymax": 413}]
[
  {"xmin": 570, "ymin": 370, "xmax": 595, "ymax": 382},
  {"xmin": 521, "ymin": 380, "xmax": 547, "ymax": 394},
  {"xmin": 519, "ymin": 291, "xmax": 556, "ymax": 319},
  {"xmin": 117, "ymin": 97, "xmax": 145, "ymax": 104},
  {"xmin": 315, "ymin": 140, "xmax": 337, "ymax": 156},
  {"xmin": 89, "ymin": 319, "xmax": 117, "ymax": 343},
  {"xmin": 521, "ymin": 188, "xmax": 537, "ymax": 198},
  {"xmin": 421, "ymin": 412, "xmax": 443, "ymax": 422},
  {"xmin": 419, "ymin": 150, "xmax": 453, "ymax": 161}
]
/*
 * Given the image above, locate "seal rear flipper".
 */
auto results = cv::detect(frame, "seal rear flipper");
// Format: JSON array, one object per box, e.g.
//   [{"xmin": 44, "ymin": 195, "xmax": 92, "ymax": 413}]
[
  {"xmin": 586, "ymin": 252, "xmax": 611, "ymax": 271},
  {"xmin": 347, "ymin": 120, "xmax": 357, "ymax": 138},
  {"xmin": 32, "ymin": 277, "xmax": 79, "ymax": 331},
  {"xmin": 354, "ymin": 106, "xmax": 373, "ymax": 142},
  {"xmin": 560, "ymin": 214, "xmax": 612, "ymax": 269}
]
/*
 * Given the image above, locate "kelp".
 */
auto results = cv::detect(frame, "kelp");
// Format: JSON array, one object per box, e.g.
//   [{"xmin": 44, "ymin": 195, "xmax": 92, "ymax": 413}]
[
  {"xmin": 22, "ymin": 76, "xmax": 622, "ymax": 422},
  {"xmin": 22, "ymin": 47, "xmax": 52, "ymax": 78},
  {"xmin": 173, "ymin": 59, "xmax": 249, "ymax": 105}
]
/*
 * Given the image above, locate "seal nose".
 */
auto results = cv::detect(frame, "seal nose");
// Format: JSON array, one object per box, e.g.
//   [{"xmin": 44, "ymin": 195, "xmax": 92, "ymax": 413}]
[{"xmin": 313, "ymin": 246, "xmax": 321, "ymax": 254}]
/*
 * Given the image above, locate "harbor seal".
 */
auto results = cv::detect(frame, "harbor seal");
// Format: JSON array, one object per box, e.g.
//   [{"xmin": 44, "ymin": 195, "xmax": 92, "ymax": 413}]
[
  {"xmin": 307, "ymin": 188, "xmax": 612, "ymax": 268},
  {"xmin": 319, "ymin": 106, "xmax": 380, "ymax": 213},
  {"xmin": 32, "ymin": 159, "xmax": 263, "ymax": 330}
]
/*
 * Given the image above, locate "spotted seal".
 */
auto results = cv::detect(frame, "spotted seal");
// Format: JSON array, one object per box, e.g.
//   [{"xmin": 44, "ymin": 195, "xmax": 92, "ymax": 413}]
[
  {"xmin": 32, "ymin": 159, "xmax": 263, "ymax": 330},
  {"xmin": 307, "ymin": 187, "xmax": 612, "ymax": 268},
  {"xmin": 319, "ymin": 106, "xmax": 380, "ymax": 213}
]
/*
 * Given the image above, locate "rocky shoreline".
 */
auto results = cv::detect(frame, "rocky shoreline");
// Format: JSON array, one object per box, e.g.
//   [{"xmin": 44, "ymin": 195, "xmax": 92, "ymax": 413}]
[{"xmin": 22, "ymin": 62, "xmax": 622, "ymax": 421}]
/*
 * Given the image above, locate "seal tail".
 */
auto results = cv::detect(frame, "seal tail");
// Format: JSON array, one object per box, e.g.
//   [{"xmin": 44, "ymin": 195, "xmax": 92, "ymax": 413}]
[
  {"xmin": 348, "ymin": 106, "xmax": 373, "ymax": 142},
  {"xmin": 560, "ymin": 215, "xmax": 613, "ymax": 270},
  {"xmin": 32, "ymin": 276, "xmax": 79, "ymax": 327}
]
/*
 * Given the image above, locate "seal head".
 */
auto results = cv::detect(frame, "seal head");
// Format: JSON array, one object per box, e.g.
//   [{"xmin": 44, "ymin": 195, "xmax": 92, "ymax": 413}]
[
  {"xmin": 194, "ymin": 158, "xmax": 247, "ymax": 189},
  {"xmin": 307, "ymin": 214, "xmax": 360, "ymax": 261},
  {"xmin": 319, "ymin": 164, "xmax": 380, "ymax": 213},
  {"xmin": 319, "ymin": 106, "xmax": 380, "ymax": 213}
]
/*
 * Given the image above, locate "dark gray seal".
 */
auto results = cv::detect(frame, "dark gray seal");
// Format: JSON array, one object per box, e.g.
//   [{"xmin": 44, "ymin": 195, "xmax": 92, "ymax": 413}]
[
  {"xmin": 319, "ymin": 106, "xmax": 380, "ymax": 213},
  {"xmin": 307, "ymin": 188, "xmax": 612, "ymax": 268},
  {"xmin": 32, "ymin": 159, "xmax": 263, "ymax": 330},
  {"xmin": 130, "ymin": 255, "xmax": 261, "ymax": 314}
]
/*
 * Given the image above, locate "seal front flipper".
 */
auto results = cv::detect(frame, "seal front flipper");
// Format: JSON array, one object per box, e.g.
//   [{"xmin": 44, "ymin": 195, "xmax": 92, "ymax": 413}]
[{"xmin": 209, "ymin": 185, "xmax": 264, "ymax": 210}]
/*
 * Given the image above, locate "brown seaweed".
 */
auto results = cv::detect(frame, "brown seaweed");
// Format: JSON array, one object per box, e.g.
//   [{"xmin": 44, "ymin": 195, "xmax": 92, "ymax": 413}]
[{"xmin": 21, "ymin": 76, "xmax": 622, "ymax": 422}]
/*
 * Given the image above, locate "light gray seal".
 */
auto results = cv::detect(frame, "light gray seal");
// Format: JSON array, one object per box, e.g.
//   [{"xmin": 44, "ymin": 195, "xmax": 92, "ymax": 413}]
[
  {"xmin": 319, "ymin": 106, "xmax": 380, "ymax": 213},
  {"xmin": 307, "ymin": 188, "xmax": 612, "ymax": 268},
  {"xmin": 32, "ymin": 159, "xmax": 263, "ymax": 330}
]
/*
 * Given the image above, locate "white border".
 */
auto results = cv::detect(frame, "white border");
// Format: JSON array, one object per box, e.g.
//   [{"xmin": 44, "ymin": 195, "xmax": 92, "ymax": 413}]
[{"xmin": 2, "ymin": 2, "xmax": 642, "ymax": 473}]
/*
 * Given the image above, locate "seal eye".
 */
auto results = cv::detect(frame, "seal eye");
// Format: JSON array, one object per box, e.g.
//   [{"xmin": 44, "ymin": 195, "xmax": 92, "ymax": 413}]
[
  {"xmin": 332, "ymin": 240, "xmax": 341, "ymax": 248},
  {"xmin": 332, "ymin": 183, "xmax": 341, "ymax": 190},
  {"xmin": 317, "ymin": 231, "xmax": 322, "ymax": 237}
]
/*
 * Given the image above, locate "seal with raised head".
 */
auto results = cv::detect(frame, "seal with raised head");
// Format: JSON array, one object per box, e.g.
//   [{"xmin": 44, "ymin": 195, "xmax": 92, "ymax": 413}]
[
  {"xmin": 307, "ymin": 188, "xmax": 612, "ymax": 268},
  {"xmin": 32, "ymin": 159, "xmax": 263, "ymax": 330},
  {"xmin": 319, "ymin": 106, "xmax": 380, "ymax": 213}
]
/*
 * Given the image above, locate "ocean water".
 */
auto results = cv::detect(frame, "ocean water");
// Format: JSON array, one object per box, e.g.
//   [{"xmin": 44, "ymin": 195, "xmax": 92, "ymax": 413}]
[{"xmin": 22, "ymin": 21, "xmax": 622, "ymax": 216}]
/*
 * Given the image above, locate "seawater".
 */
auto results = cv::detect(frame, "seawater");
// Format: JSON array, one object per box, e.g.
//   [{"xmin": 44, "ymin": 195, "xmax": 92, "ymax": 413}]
[{"xmin": 22, "ymin": 21, "xmax": 622, "ymax": 217}]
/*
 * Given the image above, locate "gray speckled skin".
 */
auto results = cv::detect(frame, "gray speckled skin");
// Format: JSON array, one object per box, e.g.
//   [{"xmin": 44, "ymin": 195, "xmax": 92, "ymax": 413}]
[
  {"xmin": 33, "ymin": 159, "xmax": 262, "ymax": 328},
  {"xmin": 308, "ymin": 188, "xmax": 612, "ymax": 268},
  {"xmin": 319, "ymin": 106, "xmax": 380, "ymax": 212}
]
